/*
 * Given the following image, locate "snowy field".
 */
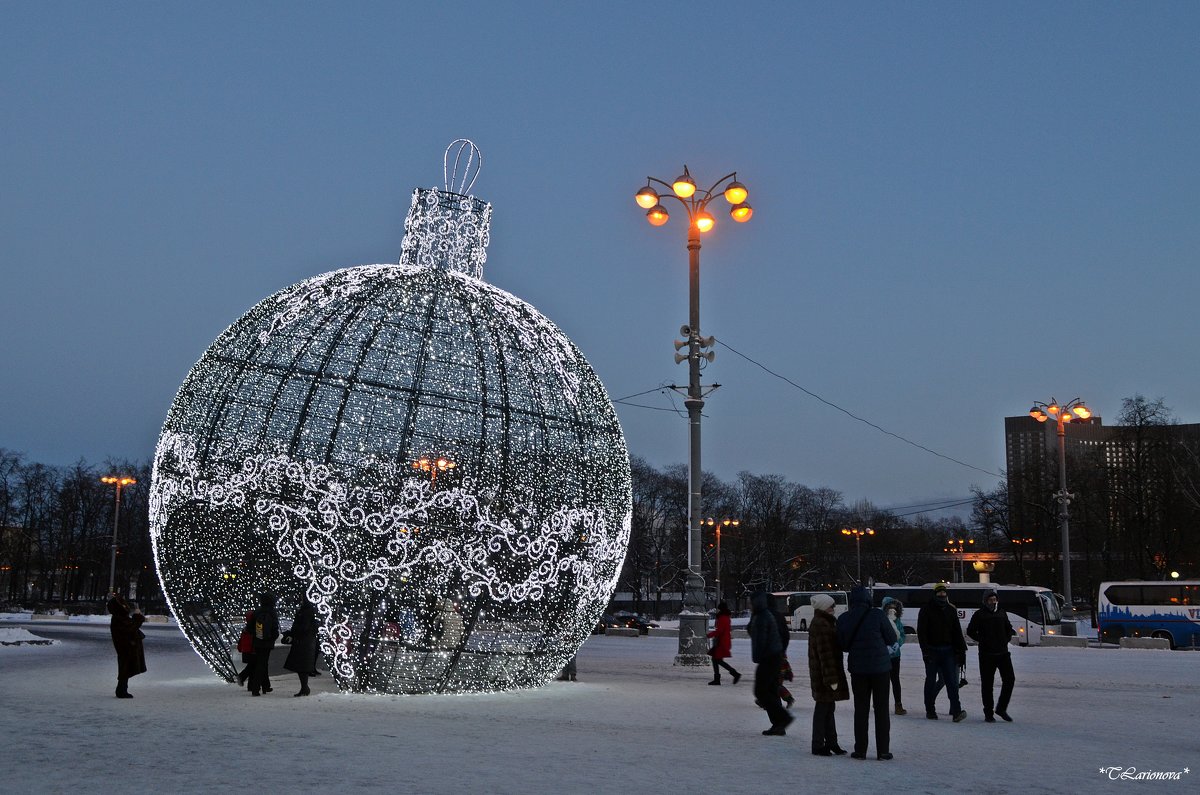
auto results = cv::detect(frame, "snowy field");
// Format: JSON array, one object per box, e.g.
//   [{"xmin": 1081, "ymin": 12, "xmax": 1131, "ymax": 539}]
[{"xmin": 2, "ymin": 622, "xmax": 1195, "ymax": 794}]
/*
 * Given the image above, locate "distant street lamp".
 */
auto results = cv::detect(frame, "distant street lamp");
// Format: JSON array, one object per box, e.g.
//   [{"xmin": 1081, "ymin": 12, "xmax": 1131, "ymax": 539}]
[
  {"xmin": 944, "ymin": 538, "xmax": 975, "ymax": 582},
  {"xmin": 1030, "ymin": 397, "xmax": 1091, "ymax": 632},
  {"xmin": 841, "ymin": 527, "xmax": 875, "ymax": 584},
  {"xmin": 704, "ymin": 518, "xmax": 740, "ymax": 605},
  {"xmin": 101, "ymin": 475, "xmax": 136, "ymax": 595},
  {"xmin": 634, "ymin": 165, "xmax": 752, "ymax": 665},
  {"xmin": 412, "ymin": 455, "xmax": 456, "ymax": 486}
]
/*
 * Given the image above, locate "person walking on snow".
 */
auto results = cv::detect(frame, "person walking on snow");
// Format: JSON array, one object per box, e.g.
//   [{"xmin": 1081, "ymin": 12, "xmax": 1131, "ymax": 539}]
[
  {"xmin": 749, "ymin": 591, "xmax": 792, "ymax": 736},
  {"xmin": 966, "ymin": 589, "xmax": 1016, "ymax": 722},
  {"xmin": 707, "ymin": 601, "xmax": 741, "ymax": 686}
]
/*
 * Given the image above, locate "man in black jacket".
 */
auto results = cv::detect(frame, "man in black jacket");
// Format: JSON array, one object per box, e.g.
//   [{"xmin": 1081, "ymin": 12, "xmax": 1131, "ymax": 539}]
[
  {"xmin": 966, "ymin": 589, "xmax": 1016, "ymax": 722},
  {"xmin": 917, "ymin": 583, "xmax": 968, "ymax": 722},
  {"xmin": 749, "ymin": 591, "xmax": 792, "ymax": 736}
]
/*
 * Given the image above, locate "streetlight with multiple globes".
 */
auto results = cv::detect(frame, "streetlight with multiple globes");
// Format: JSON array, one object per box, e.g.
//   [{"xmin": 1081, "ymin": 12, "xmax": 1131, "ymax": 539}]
[
  {"xmin": 704, "ymin": 517, "xmax": 740, "ymax": 605},
  {"xmin": 944, "ymin": 538, "xmax": 975, "ymax": 582},
  {"xmin": 634, "ymin": 166, "xmax": 752, "ymax": 665},
  {"xmin": 1029, "ymin": 397, "xmax": 1091, "ymax": 633},
  {"xmin": 841, "ymin": 527, "xmax": 875, "ymax": 584},
  {"xmin": 100, "ymin": 475, "xmax": 136, "ymax": 596},
  {"xmin": 411, "ymin": 455, "xmax": 456, "ymax": 486}
]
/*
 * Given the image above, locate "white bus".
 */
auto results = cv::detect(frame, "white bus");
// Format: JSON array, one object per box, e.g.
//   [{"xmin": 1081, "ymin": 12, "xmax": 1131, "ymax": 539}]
[
  {"xmin": 1097, "ymin": 580, "xmax": 1200, "ymax": 649},
  {"xmin": 772, "ymin": 591, "xmax": 849, "ymax": 631},
  {"xmin": 868, "ymin": 583, "xmax": 1063, "ymax": 646}
]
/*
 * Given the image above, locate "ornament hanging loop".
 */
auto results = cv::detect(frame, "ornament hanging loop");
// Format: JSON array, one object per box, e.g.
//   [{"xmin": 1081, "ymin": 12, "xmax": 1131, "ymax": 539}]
[{"xmin": 444, "ymin": 139, "xmax": 482, "ymax": 195}]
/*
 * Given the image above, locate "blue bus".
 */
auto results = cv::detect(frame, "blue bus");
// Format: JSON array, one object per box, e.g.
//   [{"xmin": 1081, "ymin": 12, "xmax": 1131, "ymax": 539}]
[{"xmin": 1097, "ymin": 580, "xmax": 1200, "ymax": 649}]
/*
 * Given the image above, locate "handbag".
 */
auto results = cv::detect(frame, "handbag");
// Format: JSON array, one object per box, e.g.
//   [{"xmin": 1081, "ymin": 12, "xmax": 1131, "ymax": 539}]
[{"xmin": 237, "ymin": 629, "xmax": 253, "ymax": 654}]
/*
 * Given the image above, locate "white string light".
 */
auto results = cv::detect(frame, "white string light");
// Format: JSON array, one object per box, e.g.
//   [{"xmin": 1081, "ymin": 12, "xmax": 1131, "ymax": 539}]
[{"xmin": 150, "ymin": 177, "xmax": 631, "ymax": 694}]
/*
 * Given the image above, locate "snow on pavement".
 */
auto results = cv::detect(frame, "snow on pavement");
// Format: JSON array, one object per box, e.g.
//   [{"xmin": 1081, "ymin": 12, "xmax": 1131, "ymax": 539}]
[{"xmin": 2, "ymin": 624, "xmax": 1195, "ymax": 794}]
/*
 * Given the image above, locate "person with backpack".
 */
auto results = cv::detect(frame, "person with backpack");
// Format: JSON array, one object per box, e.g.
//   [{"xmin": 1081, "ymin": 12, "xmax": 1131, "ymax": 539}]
[{"xmin": 249, "ymin": 592, "xmax": 280, "ymax": 696}]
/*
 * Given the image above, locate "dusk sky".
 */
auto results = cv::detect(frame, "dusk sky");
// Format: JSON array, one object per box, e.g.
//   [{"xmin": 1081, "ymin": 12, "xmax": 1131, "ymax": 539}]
[{"xmin": 3, "ymin": 2, "xmax": 1199, "ymax": 514}]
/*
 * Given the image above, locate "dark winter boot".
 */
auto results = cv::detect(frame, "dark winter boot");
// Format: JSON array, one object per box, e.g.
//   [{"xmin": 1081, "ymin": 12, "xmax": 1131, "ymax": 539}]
[
  {"xmin": 708, "ymin": 679, "xmax": 721, "ymax": 685},
  {"xmin": 115, "ymin": 678, "xmax": 132, "ymax": 699}
]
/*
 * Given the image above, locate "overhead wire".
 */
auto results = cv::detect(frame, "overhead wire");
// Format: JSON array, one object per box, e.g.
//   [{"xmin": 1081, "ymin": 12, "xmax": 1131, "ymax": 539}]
[{"xmin": 713, "ymin": 337, "xmax": 1003, "ymax": 479}]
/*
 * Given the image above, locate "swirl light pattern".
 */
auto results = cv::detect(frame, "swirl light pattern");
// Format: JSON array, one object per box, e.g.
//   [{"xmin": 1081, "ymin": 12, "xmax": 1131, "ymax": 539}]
[{"xmin": 150, "ymin": 180, "xmax": 631, "ymax": 694}]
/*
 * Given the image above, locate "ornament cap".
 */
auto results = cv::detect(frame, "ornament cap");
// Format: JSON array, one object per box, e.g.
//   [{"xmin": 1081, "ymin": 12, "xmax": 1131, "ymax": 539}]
[{"xmin": 399, "ymin": 187, "xmax": 492, "ymax": 279}]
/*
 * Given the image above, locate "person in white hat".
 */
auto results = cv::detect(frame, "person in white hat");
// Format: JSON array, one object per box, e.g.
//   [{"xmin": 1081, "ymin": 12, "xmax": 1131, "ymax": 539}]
[{"xmin": 807, "ymin": 593, "xmax": 849, "ymax": 756}]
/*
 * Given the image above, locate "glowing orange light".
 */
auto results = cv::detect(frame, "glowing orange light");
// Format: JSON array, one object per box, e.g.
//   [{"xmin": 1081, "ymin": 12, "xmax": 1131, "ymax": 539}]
[
  {"xmin": 672, "ymin": 169, "xmax": 696, "ymax": 198},
  {"xmin": 723, "ymin": 181, "xmax": 747, "ymax": 205}
]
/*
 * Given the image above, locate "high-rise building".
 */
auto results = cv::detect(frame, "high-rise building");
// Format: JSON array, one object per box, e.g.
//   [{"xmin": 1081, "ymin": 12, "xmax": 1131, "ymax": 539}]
[{"xmin": 1004, "ymin": 413, "xmax": 1200, "ymax": 583}]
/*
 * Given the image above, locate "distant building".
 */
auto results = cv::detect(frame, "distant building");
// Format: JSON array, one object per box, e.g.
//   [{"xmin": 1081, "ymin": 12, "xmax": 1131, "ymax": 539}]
[
  {"xmin": 1004, "ymin": 414, "xmax": 1200, "ymax": 581},
  {"xmin": 1005, "ymin": 414, "xmax": 1113, "ymax": 535}
]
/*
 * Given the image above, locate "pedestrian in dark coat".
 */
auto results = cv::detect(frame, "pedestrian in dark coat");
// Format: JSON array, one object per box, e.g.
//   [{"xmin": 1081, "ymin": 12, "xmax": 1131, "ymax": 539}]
[
  {"xmin": 807, "ymin": 594, "xmax": 849, "ymax": 756},
  {"xmin": 283, "ymin": 597, "xmax": 318, "ymax": 697},
  {"xmin": 706, "ymin": 601, "xmax": 741, "ymax": 686},
  {"xmin": 108, "ymin": 593, "xmax": 146, "ymax": 698},
  {"xmin": 917, "ymin": 582, "xmax": 969, "ymax": 721},
  {"xmin": 966, "ymin": 589, "xmax": 1016, "ymax": 722},
  {"xmin": 836, "ymin": 585, "xmax": 897, "ymax": 760},
  {"xmin": 249, "ymin": 592, "xmax": 280, "ymax": 696},
  {"xmin": 748, "ymin": 591, "xmax": 792, "ymax": 736}
]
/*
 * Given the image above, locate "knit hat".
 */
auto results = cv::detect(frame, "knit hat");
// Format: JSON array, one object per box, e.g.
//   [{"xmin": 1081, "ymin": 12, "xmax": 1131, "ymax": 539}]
[
  {"xmin": 982, "ymin": 589, "xmax": 998, "ymax": 605},
  {"xmin": 932, "ymin": 582, "xmax": 949, "ymax": 594},
  {"xmin": 810, "ymin": 594, "xmax": 835, "ymax": 613}
]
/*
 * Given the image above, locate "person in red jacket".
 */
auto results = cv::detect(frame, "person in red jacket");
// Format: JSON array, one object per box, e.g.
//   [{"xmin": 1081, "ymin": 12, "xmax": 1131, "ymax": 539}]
[{"xmin": 707, "ymin": 601, "xmax": 741, "ymax": 686}]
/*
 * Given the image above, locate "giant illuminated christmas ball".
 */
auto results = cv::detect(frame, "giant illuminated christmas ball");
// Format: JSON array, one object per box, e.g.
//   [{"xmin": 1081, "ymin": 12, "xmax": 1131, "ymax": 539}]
[{"xmin": 149, "ymin": 154, "xmax": 631, "ymax": 694}]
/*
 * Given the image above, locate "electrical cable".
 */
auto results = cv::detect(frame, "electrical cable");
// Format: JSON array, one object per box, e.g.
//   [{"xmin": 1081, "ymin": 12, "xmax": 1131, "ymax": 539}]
[{"xmin": 715, "ymin": 337, "xmax": 1003, "ymax": 479}]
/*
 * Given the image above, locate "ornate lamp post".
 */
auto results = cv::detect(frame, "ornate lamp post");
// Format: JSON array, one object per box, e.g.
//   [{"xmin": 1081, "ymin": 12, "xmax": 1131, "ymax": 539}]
[
  {"xmin": 100, "ymin": 475, "xmax": 136, "ymax": 595},
  {"xmin": 944, "ymin": 538, "xmax": 974, "ymax": 582},
  {"xmin": 704, "ymin": 517, "xmax": 740, "ymax": 605},
  {"xmin": 634, "ymin": 166, "xmax": 752, "ymax": 665},
  {"xmin": 1029, "ymin": 397, "xmax": 1091, "ymax": 633},
  {"xmin": 841, "ymin": 527, "xmax": 874, "ymax": 584}
]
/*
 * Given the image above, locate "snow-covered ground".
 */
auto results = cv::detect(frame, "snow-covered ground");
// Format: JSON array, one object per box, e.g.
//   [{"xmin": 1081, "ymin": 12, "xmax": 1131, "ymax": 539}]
[{"xmin": 3, "ymin": 623, "xmax": 1195, "ymax": 794}]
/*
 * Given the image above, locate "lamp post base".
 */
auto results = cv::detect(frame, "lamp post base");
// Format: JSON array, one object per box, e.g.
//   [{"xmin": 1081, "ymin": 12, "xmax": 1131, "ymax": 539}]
[
  {"xmin": 1060, "ymin": 605, "xmax": 1078, "ymax": 635},
  {"xmin": 675, "ymin": 612, "xmax": 710, "ymax": 666}
]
